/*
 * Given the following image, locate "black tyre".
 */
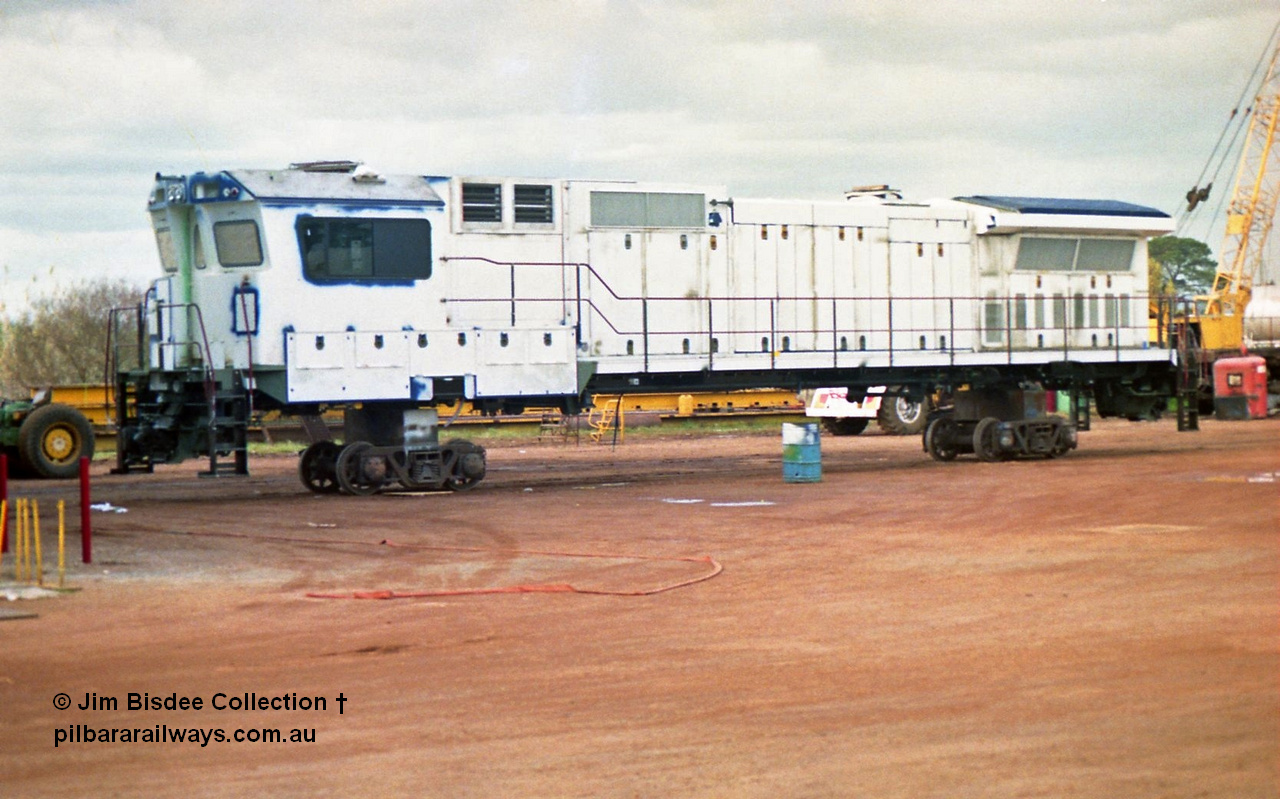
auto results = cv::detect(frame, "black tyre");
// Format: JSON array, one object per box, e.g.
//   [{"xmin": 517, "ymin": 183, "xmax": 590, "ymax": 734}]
[
  {"xmin": 877, "ymin": 393, "xmax": 931, "ymax": 435},
  {"xmin": 17, "ymin": 403, "xmax": 94, "ymax": 479},
  {"xmin": 820, "ymin": 417, "xmax": 870, "ymax": 436}
]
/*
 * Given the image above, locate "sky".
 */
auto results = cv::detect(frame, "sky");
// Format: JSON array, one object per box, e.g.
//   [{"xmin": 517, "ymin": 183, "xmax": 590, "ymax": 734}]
[{"xmin": 1, "ymin": 0, "xmax": 1277, "ymax": 318}]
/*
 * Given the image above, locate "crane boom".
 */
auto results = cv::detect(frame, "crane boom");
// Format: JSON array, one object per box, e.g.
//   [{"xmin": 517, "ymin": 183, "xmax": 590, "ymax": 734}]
[{"xmin": 1198, "ymin": 42, "xmax": 1280, "ymax": 348}]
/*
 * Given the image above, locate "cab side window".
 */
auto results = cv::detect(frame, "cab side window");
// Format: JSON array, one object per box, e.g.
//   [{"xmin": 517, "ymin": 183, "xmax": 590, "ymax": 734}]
[
  {"xmin": 214, "ymin": 220, "xmax": 264, "ymax": 267},
  {"xmin": 297, "ymin": 217, "xmax": 432, "ymax": 283}
]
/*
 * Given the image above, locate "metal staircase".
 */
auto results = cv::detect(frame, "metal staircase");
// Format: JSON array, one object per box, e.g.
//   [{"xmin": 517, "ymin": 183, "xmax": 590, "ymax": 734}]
[
  {"xmin": 106, "ymin": 300, "xmax": 252, "ymax": 475},
  {"xmin": 1175, "ymin": 328, "xmax": 1202, "ymax": 432},
  {"xmin": 200, "ymin": 371, "xmax": 250, "ymax": 477}
]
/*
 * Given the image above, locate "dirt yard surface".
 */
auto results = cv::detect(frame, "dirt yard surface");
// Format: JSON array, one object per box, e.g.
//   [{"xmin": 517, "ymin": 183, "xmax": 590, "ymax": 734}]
[{"xmin": 2, "ymin": 417, "xmax": 1277, "ymax": 797}]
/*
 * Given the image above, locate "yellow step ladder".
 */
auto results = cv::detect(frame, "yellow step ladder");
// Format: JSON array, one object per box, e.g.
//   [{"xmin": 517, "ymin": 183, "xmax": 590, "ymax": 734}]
[{"xmin": 588, "ymin": 397, "xmax": 624, "ymax": 443}]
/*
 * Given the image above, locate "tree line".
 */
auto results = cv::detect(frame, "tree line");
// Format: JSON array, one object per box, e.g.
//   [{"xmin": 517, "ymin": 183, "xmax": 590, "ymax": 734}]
[{"xmin": 1, "ymin": 279, "xmax": 142, "ymax": 396}]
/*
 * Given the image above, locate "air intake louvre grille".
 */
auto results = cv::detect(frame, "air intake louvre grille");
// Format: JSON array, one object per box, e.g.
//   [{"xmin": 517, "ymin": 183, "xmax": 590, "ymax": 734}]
[
  {"xmin": 514, "ymin": 184, "xmax": 553, "ymax": 224},
  {"xmin": 462, "ymin": 183, "xmax": 501, "ymax": 222}
]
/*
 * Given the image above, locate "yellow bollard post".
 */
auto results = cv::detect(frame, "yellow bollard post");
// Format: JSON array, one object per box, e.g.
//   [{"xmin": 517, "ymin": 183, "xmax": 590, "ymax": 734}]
[
  {"xmin": 18, "ymin": 498, "xmax": 28, "ymax": 583},
  {"xmin": 11, "ymin": 499, "xmax": 19, "ymax": 582},
  {"xmin": 33, "ymin": 499, "xmax": 43, "ymax": 587},
  {"xmin": 24, "ymin": 498, "xmax": 34, "ymax": 585},
  {"xmin": 14, "ymin": 498, "xmax": 24, "ymax": 582},
  {"xmin": 12, "ymin": 498, "xmax": 20, "ymax": 582},
  {"xmin": 23, "ymin": 499, "xmax": 33, "ymax": 585},
  {"xmin": 0, "ymin": 498, "xmax": 7, "ymax": 579},
  {"xmin": 11, "ymin": 498, "xmax": 19, "ymax": 582},
  {"xmin": 23, "ymin": 498, "xmax": 31, "ymax": 582},
  {"xmin": 58, "ymin": 500, "xmax": 66, "ymax": 589}
]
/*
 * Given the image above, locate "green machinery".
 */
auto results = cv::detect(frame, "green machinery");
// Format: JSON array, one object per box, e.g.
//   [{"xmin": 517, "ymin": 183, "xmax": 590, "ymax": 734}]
[{"xmin": 0, "ymin": 391, "xmax": 95, "ymax": 478}]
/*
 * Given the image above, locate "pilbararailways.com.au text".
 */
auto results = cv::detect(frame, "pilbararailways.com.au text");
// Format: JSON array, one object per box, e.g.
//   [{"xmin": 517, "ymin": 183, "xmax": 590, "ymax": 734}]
[
  {"xmin": 56, "ymin": 724, "xmax": 318, "ymax": 747},
  {"xmin": 50, "ymin": 691, "xmax": 348, "ymax": 748}
]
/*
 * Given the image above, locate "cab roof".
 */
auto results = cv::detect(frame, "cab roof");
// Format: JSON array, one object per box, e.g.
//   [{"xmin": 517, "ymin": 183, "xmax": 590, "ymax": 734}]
[{"xmin": 955, "ymin": 195, "xmax": 1170, "ymax": 219}]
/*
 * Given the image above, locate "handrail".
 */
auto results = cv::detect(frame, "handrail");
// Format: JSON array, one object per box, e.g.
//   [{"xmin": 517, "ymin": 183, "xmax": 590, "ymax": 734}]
[
  {"xmin": 441, "ymin": 254, "xmax": 1166, "ymax": 367},
  {"xmin": 166, "ymin": 302, "xmax": 218, "ymax": 412},
  {"xmin": 236, "ymin": 288, "xmax": 257, "ymax": 419},
  {"xmin": 116, "ymin": 299, "xmax": 220, "ymax": 421},
  {"xmin": 441, "ymin": 256, "xmax": 1167, "ymax": 338}
]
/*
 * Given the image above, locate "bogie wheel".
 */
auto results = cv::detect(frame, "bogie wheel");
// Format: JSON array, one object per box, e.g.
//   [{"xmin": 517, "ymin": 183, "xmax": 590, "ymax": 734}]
[
  {"xmin": 442, "ymin": 439, "xmax": 486, "ymax": 492},
  {"xmin": 820, "ymin": 417, "xmax": 870, "ymax": 436},
  {"xmin": 298, "ymin": 441, "xmax": 342, "ymax": 494},
  {"xmin": 972, "ymin": 417, "xmax": 1003, "ymax": 463},
  {"xmin": 924, "ymin": 416, "xmax": 959, "ymax": 462},
  {"xmin": 334, "ymin": 441, "xmax": 386, "ymax": 496},
  {"xmin": 877, "ymin": 393, "xmax": 931, "ymax": 435},
  {"xmin": 1049, "ymin": 422, "xmax": 1073, "ymax": 458},
  {"xmin": 17, "ymin": 403, "xmax": 94, "ymax": 479}
]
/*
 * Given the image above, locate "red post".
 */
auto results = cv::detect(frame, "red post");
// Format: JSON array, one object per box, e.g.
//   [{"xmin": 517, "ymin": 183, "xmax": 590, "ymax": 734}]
[
  {"xmin": 79, "ymin": 456, "xmax": 91, "ymax": 564},
  {"xmin": 0, "ymin": 452, "xmax": 7, "ymax": 554}
]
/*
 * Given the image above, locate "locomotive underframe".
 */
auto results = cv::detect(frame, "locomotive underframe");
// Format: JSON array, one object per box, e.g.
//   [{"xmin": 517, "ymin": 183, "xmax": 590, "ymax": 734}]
[{"xmin": 112, "ymin": 353, "xmax": 1172, "ymax": 490}]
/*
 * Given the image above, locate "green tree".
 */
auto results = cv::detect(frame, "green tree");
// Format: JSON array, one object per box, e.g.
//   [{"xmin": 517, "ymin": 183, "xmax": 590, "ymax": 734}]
[
  {"xmin": 1148, "ymin": 257, "xmax": 1170, "ymax": 299},
  {"xmin": 1147, "ymin": 236, "xmax": 1218, "ymax": 296},
  {"xmin": 0, "ymin": 278, "xmax": 142, "ymax": 395}
]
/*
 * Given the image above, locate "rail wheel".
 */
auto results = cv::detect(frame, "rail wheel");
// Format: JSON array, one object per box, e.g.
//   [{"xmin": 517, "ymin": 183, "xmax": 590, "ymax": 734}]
[
  {"xmin": 441, "ymin": 439, "xmax": 486, "ymax": 492},
  {"xmin": 924, "ymin": 416, "xmax": 959, "ymax": 462},
  {"xmin": 820, "ymin": 417, "xmax": 869, "ymax": 436},
  {"xmin": 335, "ymin": 441, "xmax": 386, "ymax": 496},
  {"xmin": 17, "ymin": 403, "xmax": 94, "ymax": 479},
  {"xmin": 972, "ymin": 417, "xmax": 1003, "ymax": 462},
  {"xmin": 298, "ymin": 441, "xmax": 342, "ymax": 494}
]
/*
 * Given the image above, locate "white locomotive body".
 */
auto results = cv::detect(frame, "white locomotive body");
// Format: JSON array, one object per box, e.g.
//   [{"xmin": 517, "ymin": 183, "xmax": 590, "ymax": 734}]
[{"xmin": 116, "ymin": 162, "xmax": 1178, "ymax": 489}]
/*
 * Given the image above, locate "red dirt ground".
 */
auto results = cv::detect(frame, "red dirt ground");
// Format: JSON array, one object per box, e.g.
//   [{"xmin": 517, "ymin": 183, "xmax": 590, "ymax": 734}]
[{"xmin": 2, "ymin": 417, "xmax": 1277, "ymax": 797}]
